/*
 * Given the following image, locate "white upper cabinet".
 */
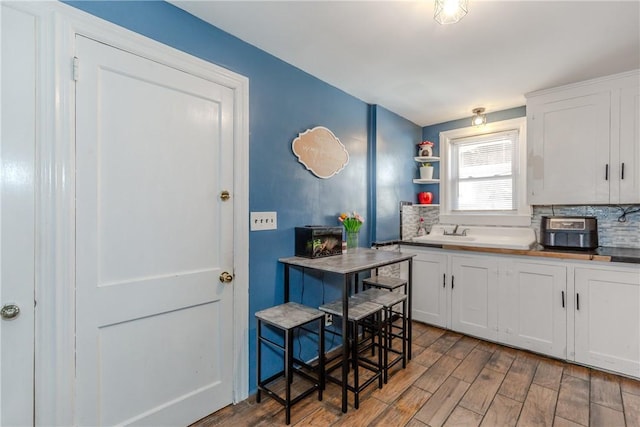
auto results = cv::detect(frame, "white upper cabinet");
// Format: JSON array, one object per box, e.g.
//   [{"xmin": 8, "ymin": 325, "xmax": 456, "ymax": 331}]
[
  {"xmin": 527, "ymin": 70, "xmax": 640, "ymax": 205},
  {"xmin": 616, "ymin": 80, "xmax": 640, "ymax": 204}
]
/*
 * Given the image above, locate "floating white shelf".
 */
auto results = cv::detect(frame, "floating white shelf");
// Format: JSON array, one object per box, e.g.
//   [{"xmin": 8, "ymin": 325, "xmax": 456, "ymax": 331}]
[
  {"xmin": 415, "ymin": 204, "xmax": 440, "ymax": 207},
  {"xmin": 413, "ymin": 179, "xmax": 440, "ymax": 184},
  {"xmin": 414, "ymin": 156, "xmax": 440, "ymax": 162}
]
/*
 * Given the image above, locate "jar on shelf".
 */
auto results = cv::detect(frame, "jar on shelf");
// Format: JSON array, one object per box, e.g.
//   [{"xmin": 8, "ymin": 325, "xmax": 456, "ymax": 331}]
[{"xmin": 417, "ymin": 140, "xmax": 434, "ymax": 157}]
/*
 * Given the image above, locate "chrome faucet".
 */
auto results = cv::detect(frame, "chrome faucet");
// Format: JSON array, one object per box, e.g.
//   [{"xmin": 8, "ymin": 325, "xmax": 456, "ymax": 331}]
[
  {"xmin": 444, "ymin": 225, "xmax": 459, "ymax": 235},
  {"xmin": 444, "ymin": 225, "xmax": 469, "ymax": 236}
]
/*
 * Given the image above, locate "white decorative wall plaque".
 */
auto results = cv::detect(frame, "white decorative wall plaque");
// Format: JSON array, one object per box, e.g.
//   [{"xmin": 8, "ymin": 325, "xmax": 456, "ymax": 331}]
[{"xmin": 291, "ymin": 126, "xmax": 349, "ymax": 179}]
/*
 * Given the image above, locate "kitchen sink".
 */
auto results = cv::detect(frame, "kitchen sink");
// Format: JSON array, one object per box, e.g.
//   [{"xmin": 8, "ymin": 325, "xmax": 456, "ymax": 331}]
[
  {"xmin": 424, "ymin": 235, "xmax": 476, "ymax": 243},
  {"xmin": 412, "ymin": 225, "xmax": 536, "ymax": 250}
]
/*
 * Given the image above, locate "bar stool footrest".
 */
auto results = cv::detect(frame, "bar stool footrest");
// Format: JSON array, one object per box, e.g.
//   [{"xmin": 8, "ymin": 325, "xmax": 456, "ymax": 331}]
[{"xmin": 258, "ymin": 383, "xmax": 320, "ymax": 408}]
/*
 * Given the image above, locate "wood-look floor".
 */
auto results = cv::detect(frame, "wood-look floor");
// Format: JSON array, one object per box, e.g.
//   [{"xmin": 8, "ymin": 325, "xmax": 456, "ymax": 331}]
[{"xmin": 192, "ymin": 321, "xmax": 640, "ymax": 427}]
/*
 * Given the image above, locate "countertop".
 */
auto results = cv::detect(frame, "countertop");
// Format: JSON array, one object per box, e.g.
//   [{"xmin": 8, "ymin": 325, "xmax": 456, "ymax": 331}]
[
  {"xmin": 279, "ymin": 247, "xmax": 416, "ymax": 274},
  {"xmin": 389, "ymin": 240, "xmax": 640, "ymax": 264}
]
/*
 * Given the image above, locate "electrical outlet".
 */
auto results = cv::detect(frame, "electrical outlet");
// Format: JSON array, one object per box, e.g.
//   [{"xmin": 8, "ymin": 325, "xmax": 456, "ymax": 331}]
[
  {"xmin": 250, "ymin": 211, "xmax": 277, "ymax": 231},
  {"xmin": 325, "ymin": 313, "xmax": 333, "ymax": 327}
]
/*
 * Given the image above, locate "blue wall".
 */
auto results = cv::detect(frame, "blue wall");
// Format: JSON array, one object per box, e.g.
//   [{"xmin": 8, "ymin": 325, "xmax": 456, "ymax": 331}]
[
  {"xmin": 374, "ymin": 106, "xmax": 423, "ymax": 242},
  {"xmin": 422, "ymin": 106, "xmax": 526, "ymax": 142},
  {"xmin": 421, "ymin": 106, "xmax": 527, "ymax": 205},
  {"xmin": 66, "ymin": 1, "xmax": 421, "ymax": 394}
]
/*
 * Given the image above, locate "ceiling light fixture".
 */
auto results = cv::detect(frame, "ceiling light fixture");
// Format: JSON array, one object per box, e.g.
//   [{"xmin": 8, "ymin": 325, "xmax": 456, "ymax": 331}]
[
  {"xmin": 434, "ymin": 0, "xmax": 469, "ymax": 25},
  {"xmin": 472, "ymin": 107, "xmax": 486, "ymax": 126}
]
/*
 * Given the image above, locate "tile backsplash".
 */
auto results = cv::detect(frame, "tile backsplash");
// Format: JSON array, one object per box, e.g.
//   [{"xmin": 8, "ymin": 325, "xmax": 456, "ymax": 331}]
[
  {"xmin": 401, "ymin": 204, "xmax": 640, "ymax": 249},
  {"xmin": 532, "ymin": 205, "xmax": 640, "ymax": 248},
  {"xmin": 401, "ymin": 205, "xmax": 440, "ymax": 240}
]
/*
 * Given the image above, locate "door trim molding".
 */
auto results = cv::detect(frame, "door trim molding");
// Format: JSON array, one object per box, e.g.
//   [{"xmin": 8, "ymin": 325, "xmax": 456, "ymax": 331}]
[{"xmin": 9, "ymin": 2, "xmax": 250, "ymax": 424}]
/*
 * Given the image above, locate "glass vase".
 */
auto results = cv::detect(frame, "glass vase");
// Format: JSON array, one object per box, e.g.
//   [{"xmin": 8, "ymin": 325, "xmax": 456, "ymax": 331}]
[{"xmin": 346, "ymin": 230, "xmax": 359, "ymax": 250}]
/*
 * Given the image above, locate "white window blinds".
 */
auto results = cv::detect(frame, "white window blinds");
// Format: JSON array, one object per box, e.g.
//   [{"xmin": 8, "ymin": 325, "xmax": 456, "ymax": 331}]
[{"xmin": 450, "ymin": 130, "xmax": 518, "ymax": 211}]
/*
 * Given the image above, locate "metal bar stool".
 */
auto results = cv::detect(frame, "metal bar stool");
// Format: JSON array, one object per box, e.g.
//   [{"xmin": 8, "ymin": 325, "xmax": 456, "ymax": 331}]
[
  {"xmin": 319, "ymin": 298, "xmax": 384, "ymax": 409},
  {"xmin": 363, "ymin": 274, "xmax": 412, "ymax": 360},
  {"xmin": 363, "ymin": 275, "xmax": 407, "ymax": 294},
  {"xmin": 256, "ymin": 302, "xmax": 325, "ymax": 425},
  {"xmin": 352, "ymin": 288, "xmax": 408, "ymax": 383}
]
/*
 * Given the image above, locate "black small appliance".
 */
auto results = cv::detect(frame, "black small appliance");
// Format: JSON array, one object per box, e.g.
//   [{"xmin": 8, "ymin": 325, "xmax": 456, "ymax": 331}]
[{"xmin": 540, "ymin": 216, "xmax": 598, "ymax": 250}]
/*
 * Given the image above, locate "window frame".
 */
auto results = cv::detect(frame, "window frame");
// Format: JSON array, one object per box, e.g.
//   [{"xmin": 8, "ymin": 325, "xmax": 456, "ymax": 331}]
[{"xmin": 439, "ymin": 117, "xmax": 531, "ymax": 226}]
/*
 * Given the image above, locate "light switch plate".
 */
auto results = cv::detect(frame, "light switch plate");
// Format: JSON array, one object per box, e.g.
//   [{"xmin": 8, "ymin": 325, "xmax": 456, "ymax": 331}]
[{"xmin": 250, "ymin": 211, "xmax": 277, "ymax": 231}]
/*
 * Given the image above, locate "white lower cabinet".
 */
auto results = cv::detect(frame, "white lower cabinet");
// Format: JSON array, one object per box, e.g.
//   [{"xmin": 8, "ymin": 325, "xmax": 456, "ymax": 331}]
[
  {"xmin": 574, "ymin": 266, "xmax": 640, "ymax": 378},
  {"xmin": 451, "ymin": 255, "xmax": 499, "ymax": 341},
  {"xmin": 411, "ymin": 250, "xmax": 499, "ymax": 341},
  {"xmin": 498, "ymin": 260, "xmax": 567, "ymax": 359},
  {"xmin": 412, "ymin": 251, "xmax": 448, "ymax": 327},
  {"xmin": 404, "ymin": 245, "xmax": 640, "ymax": 379}
]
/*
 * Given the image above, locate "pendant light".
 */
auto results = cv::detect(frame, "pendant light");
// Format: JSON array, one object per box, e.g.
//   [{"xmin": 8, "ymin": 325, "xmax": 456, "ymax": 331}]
[
  {"xmin": 434, "ymin": 0, "xmax": 469, "ymax": 25},
  {"xmin": 472, "ymin": 107, "xmax": 486, "ymax": 126}
]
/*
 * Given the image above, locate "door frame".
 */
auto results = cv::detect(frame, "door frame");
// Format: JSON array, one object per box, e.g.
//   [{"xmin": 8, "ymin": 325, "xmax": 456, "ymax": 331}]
[{"xmin": 9, "ymin": 2, "xmax": 249, "ymax": 425}]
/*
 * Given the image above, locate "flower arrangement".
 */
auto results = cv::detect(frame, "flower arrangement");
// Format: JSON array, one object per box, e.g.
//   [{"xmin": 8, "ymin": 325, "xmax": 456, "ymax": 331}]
[{"xmin": 338, "ymin": 211, "xmax": 364, "ymax": 233}]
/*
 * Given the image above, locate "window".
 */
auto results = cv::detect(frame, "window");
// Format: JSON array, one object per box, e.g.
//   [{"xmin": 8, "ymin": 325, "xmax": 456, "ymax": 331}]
[
  {"xmin": 440, "ymin": 117, "xmax": 530, "ymax": 226},
  {"xmin": 451, "ymin": 130, "xmax": 517, "ymax": 211}
]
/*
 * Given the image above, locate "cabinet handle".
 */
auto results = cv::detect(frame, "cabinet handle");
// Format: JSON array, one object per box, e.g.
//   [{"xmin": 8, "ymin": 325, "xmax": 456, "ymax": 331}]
[
  {"xmin": 561, "ymin": 291, "xmax": 565, "ymax": 308},
  {"xmin": 576, "ymin": 293, "xmax": 580, "ymax": 310},
  {"xmin": 443, "ymin": 273, "xmax": 446, "ymax": 288},
  {"xmin": 605, "ymin": 164, "xmax": 609, "ymax": 181},
  {"xmin": 621, "ymin": 162, "xmax": 625, "ymax": 180},
  {"xmin": 451, "ymin": 275, "xmax": 455, "ymax": 290}
]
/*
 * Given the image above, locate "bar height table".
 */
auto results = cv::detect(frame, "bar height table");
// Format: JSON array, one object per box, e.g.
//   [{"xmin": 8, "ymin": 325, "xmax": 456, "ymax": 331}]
[{"xmin": 279, "ymin": 248, "xmax": 415, "ymax": 413}]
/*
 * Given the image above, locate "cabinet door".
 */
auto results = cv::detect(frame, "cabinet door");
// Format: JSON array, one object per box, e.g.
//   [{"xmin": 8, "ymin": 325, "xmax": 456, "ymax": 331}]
[
  {"xmin": 528, "ymin": 91, "xmax": 611, "ymax": 204},
  {"xmin": 575, "ymin": 267, "xmax": 640, "ymax": 378},
  {"xmin": 451, "ymin": 255, "xmax": 498, "ymax": 341},
  {"xmin": 412, "ymin": 251, "xmax": 448, "ymax": 328},
  {"xmin": 615, "ymin": 81, "xmax": 640, "ymax": 204},
  {"xmin": 499, "ymin": 261, "xmax": 567, "ymax": 359}
]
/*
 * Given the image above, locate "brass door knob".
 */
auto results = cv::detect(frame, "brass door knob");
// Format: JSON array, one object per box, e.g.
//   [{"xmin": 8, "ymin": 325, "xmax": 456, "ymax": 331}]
[
  {"xmin": 219, "ymin": 272, "xmax": 233, "ymax": 283},
  {"xmin": 220, "ymin": 190, "xmax": 230, "ymax": 201}
]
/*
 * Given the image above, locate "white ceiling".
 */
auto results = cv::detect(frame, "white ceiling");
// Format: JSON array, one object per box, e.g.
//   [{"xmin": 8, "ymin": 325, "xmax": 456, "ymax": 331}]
[{"xmin": 170, "ymin": 1, "xmax": 640, "ymax": 126}]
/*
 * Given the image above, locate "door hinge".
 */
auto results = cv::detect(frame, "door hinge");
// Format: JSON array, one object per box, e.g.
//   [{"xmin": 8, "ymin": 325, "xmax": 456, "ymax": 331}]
[{"xmin": 73, "ymin": 57, "xmax": 79, "ymax": 81}]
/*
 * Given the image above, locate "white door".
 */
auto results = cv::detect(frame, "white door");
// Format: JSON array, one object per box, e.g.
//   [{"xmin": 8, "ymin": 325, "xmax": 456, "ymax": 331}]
[
  {"xmin": 451, "ymin": 255, "xmax": 498, "ymax": 341},
  {"xmin": 75, "ymin": 35, "xmax": 235, "ymax": 426},
  {"xmin": 0, "ymin": 5, "xmax": 36, "ymax": 426}
]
